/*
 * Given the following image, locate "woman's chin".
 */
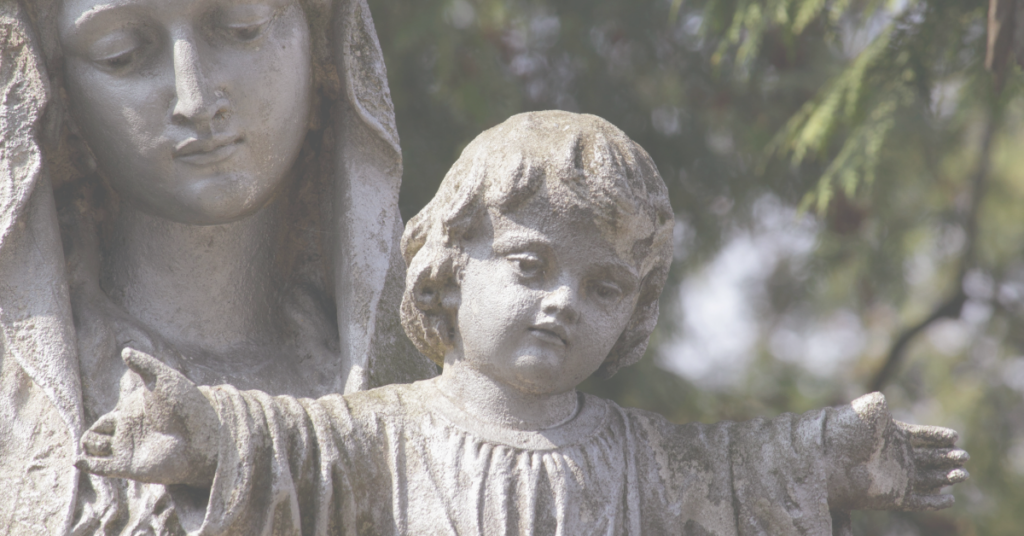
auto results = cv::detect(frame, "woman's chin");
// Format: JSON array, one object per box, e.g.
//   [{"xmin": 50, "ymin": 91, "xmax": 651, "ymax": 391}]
[{"xmin": 130, "ymin": 179, "xmax": 278, "ymax": 226}]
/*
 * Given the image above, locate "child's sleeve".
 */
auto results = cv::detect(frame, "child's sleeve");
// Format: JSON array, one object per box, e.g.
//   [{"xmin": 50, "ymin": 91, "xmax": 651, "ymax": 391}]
[
  {"xmin": 716, "ymin": 409, "xmax": 835, "ymax": 535},
  {"xmin": 635, "ymin": 406, "xmax": 836, "ymax": 535},
  {"xmin": 174, "ymin": 386, "xmax": 360, "ymax": 536}
]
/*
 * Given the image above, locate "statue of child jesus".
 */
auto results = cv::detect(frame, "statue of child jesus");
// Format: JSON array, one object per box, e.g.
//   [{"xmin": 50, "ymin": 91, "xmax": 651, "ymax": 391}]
[{"xmin": 77, "ymin": 111, "xmax": 968, "ymax": 536}]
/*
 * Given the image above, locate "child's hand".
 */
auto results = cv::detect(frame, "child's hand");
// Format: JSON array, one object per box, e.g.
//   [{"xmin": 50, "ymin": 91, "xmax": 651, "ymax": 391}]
[
  {"xmin": 76, "ymin": 348, "xmax": 219, "ymax": 489},
  {"xmin": 897, "ymin": 420, "xmax": 970, "ymax": 509},
  {"xmin": 826, "ymin": 392, "xmax": 969, "ymax": 511}
]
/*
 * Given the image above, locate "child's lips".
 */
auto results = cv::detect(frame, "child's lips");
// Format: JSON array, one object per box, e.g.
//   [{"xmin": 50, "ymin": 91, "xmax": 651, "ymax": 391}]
[{"xmin": 528, "ymin": 324, "xmax": 568, "ymax": 346}]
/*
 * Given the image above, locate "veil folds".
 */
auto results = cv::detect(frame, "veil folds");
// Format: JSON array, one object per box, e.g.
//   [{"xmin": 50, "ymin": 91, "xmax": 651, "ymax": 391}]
[
  {"xmin": 0, "ymin": 0, "xmax": 433, "ymax": 532},
  {"xmin": 0, "ymin": 3, "xmax": 81, "ymax": 532}
]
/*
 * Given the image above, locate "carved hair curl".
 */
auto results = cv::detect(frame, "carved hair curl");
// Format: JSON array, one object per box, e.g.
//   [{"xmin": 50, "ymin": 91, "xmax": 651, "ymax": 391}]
[{"xmin": 400, "ymin": 111, "xmax": 674, "ymax": 377}]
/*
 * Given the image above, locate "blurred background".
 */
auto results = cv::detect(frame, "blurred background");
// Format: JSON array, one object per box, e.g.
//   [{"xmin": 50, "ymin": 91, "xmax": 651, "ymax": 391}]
[{"xmin": 368, "ymin": 0, "xmax": 1024, "ymax": 533}]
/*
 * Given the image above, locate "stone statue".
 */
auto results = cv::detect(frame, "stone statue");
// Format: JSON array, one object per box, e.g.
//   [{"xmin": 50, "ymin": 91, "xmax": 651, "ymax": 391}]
[
  {"xmin": 0, "ymin": 0, "xmax": 435, "ymax": 533},
  {"xmin": 78, "ymin": 111, "xmax": 969, "ymax": 535}
]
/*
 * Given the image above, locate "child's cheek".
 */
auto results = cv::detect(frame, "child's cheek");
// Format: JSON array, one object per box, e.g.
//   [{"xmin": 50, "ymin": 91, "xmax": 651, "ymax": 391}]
[{"xmin": 512, "ymin": 290, "xmax": 534, "ymax": 319}]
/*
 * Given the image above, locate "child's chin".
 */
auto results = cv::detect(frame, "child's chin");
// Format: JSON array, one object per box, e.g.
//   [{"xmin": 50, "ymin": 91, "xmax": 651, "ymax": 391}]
[{"xmin": 506, "ymin": 355, "xmax": 576, "ymax": 392}]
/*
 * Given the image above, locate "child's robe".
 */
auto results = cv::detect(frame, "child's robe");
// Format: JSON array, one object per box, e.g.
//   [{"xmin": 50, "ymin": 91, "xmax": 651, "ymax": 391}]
[{"xmin": 181, "ymin": 379, "xmax": 838, "ymax": 535}]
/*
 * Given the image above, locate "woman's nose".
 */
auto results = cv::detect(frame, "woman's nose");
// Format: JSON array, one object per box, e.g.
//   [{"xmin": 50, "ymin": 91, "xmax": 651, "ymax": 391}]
[
  {"xmin": 541, "ymin": 285, "xmax": 580, "ymax": 324},
  {"xmin": 171, "ymin": 38, "xmax": 228, "ymax": 128}
]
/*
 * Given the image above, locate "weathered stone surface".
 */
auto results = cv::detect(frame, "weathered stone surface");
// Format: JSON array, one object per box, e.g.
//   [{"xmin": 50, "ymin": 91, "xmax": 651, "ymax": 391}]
[
  {"xmin": 0, "ymin": 0, "xmax": 435, "ymax": 533},
  {"xmin": 78, "ymin": 112, "xmax": 969, "ymax": 535}
]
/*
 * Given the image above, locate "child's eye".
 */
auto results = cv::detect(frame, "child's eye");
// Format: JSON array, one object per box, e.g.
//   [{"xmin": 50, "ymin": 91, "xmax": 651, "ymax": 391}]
[
  {"xmin": 507, "ymin": 253, "xmax": 544, "ymax": 277},
  {"xmin": 589, "ymin": 281, "xmax": 623, "ymax": 302}
]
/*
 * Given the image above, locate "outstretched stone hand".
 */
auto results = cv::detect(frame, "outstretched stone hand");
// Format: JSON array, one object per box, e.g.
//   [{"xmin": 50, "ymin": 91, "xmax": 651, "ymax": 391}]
[
  {"xmin": 76, "ymin": 348, "xmax": 220, "ymax": 489},
  {"xmin": 827, "ymin": 392, "xmax": 969, "ymax": 512}
]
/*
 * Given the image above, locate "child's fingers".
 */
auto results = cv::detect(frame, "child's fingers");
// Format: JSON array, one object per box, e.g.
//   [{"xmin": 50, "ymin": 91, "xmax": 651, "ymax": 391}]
[
  {"xmin": 900, "ymin": 423, "xmax": 959, "ymax": 448},
  {"xmin": 915, "ymin": 467, "xmax": 970, "ymax": 491},
  {"xmin": 75, "ymin": 454, "xmax": 126, "ymax": 479},
  {"xmin": 914, "ymin": 447, "xmax": 969, "ymax": 469},
  {"xmin": 81, "ymin": 413, "xmax": 118, "ymax": 457},
  {"xmin": 904, "ymin": 493, "xmax": 955, "ymax": 511},
  {"xmin": 122, "ymin": 347, "xmax": 162, "ymax": 391},
  {"xmin": 81, "ymin": 431, "xmax": 113, "ymax": 457},
  {"xmin": 89, "ymin": 413, "xmax": 117, "ymax": 435}
]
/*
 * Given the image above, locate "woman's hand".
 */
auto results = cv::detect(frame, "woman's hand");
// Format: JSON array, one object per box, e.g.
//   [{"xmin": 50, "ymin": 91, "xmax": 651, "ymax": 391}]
[
  {"xmin": 76, "ymin": 348, "xmax": 220, "ymax": 489},
  {"xmin": 826, "ymin": 392, "xmax": 969, "ymax": 511}
]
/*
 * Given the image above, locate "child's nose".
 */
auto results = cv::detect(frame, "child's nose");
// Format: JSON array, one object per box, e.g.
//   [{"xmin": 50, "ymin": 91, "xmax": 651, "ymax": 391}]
[{"xmin": 541, "ymin": 285, "xmax": 580, "ymax": 323}]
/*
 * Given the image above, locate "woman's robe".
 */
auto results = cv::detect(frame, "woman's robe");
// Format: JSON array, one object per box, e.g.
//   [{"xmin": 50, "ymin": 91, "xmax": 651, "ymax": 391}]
[{"xmin": 190, "ymin": 379, "xmax": 838, "ymax": 536}]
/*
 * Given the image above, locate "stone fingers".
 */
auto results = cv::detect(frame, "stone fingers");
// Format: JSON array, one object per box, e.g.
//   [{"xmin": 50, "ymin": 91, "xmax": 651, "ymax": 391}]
[
  {"xmin": 81, "ymin": 430, "xmax": 113, "ymax": 457},
  {"xmin": 915, "ymin": 467, "xmax": 970, "ymax": 492},
  {"xmin": 904, "ymin": 426, "xmax": 969, "ymax": 500},
  {"xmin": 911, "ymin": 444, "xmax": 969, "ymax": 496},
  {"xmin": 122, "ymin": 347, "xmax": 164, "ymax": 391},
  {"xmin": 90, "ymin": 413, "xmax": 117, "ymax": 435},
  {"xmin": 915, "ymin": 447, "xmax": 969, "ymax": 469},
  {"xmin": 77, "ymin": 413, "xmax": 125, "ymax": 477},
  {"xmin": 903, "ymin": 493, "xmax": 955, "ymax": 511},
  {"xmin": 122, "ymin": 346, "xmax": 195, "ymax": 402},
  {"xmin": 75, "ymin": 450, "xmax": 131, "ymax": 480},
  {"xmin": 900, "ymin": 422, "xmax": 959, "ymax": 448},
  {"xmin": 81, "ymin": 413, "xmax": 117, "ymax": 457}
]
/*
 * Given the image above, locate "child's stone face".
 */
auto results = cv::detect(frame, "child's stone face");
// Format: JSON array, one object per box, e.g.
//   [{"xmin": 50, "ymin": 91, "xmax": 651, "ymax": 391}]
[{"xmin": 454, "ymin": 195, "xmax": 642, "ymax": 395}]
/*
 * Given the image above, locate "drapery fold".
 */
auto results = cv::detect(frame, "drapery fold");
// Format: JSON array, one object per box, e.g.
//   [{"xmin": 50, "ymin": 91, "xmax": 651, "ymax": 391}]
[{"xmin": 0, "ymin": 4, "xmax": 81, "ymax": 532}]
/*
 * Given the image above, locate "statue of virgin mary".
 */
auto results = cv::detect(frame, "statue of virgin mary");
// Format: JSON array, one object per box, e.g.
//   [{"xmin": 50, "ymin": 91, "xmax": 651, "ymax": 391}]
[{"xmin": 0, "ymin": 0, "xmax": 436, "ymax": 533}]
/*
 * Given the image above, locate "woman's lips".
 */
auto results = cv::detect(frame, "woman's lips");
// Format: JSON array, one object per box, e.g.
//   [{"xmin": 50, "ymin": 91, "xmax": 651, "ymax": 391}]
[{"xmin": 173, "ymin": 135, "xmax": 244, "ymax": 166}]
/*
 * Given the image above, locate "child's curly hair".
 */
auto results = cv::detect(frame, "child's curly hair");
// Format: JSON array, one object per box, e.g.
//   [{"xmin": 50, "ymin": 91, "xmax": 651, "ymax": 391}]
[{"xmin": 400, "ymin": 111, "xmax": 674, "ymax": 378}]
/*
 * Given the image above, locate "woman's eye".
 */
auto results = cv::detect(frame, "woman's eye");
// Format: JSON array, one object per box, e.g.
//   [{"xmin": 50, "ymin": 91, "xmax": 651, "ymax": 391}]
[
  {"xmin": 101, "ymin": 51, "xmax": 136, "ymax": 69},
  {"xmin": 88, "ymin": 32, "xmax": 146, "ymax": 71},
  {"xmin": 217, "ymin": 6, "xmax": 275, "ymax": 42},
  {"xmin": 223, "ymin": 21, "xmax": 269, "ymax": 41}
]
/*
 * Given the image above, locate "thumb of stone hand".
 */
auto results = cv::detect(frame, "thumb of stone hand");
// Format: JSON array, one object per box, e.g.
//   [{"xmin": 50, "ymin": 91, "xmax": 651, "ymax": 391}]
[
  {"xmin": 123, "ymin": 346, "xmax": 166, "ymax": 392},
  {"xmin": 76, "ymin": 347, "xmax": 201, "ymax": 484}
]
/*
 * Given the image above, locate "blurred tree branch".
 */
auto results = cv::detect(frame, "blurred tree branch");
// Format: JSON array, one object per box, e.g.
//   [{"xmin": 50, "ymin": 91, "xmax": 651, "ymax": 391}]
[
  {"xmin": 868, "ymin": 103, "xmax": 998, "ymax": 392},
  {"xmin": 868, "ymin": 0, "xmax": 1018, "ymax": 392},
  {"xmin": 987, "ymin": 0, "xmax": 1017, "ymax": 92}
]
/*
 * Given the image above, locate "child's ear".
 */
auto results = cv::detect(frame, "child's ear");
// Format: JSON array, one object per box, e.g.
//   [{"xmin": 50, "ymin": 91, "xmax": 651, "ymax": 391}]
[{"xmin": 441, "ymin": 280, "xmax": 462, "ymax": 338}]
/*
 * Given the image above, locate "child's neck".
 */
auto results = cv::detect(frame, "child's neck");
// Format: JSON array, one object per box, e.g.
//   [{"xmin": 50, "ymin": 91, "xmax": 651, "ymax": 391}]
[{"xmin": 434, "ymin": 362, "xmax": 579, "ymax": 431}]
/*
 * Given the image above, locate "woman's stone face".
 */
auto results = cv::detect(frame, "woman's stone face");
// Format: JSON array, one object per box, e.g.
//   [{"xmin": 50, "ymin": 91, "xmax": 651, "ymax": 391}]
[{"xmin": 59, "ymin": 0, "xmax": 312, "ymax": 225}]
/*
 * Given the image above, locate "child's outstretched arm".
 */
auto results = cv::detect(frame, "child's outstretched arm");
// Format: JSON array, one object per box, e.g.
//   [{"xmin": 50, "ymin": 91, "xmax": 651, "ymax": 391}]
[
  {"xmin": 826, "ymin": 392, "xmax": 969, "ymax": 512},
  {"xmin": 76, "ymin": 348, "xmax": 220, "ymax": 489}
]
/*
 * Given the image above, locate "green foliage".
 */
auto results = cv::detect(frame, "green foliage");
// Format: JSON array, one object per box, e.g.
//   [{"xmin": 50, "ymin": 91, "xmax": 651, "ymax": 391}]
[{"xmin": 372, "ymin": 0, "xmax": 1024, "ymax": 532}]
